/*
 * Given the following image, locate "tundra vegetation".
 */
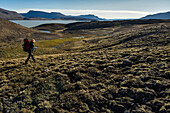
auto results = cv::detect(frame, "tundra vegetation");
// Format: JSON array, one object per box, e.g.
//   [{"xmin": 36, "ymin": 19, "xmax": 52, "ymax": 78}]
[{"xmin": 0, "ymin": 19, "xmax": 170, "ymax": 113}]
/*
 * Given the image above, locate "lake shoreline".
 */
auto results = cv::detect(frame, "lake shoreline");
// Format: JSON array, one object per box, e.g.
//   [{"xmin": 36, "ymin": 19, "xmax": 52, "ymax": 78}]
[{"xmin": 10, "ymin": 20, "xmax": 90, "ymax": 28}]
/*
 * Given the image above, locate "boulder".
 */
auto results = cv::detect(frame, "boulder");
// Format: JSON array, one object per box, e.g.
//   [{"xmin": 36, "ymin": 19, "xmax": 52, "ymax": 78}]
[{"xmin": 122, "ymin": 60, "xmax": 132, "ymax": 67}]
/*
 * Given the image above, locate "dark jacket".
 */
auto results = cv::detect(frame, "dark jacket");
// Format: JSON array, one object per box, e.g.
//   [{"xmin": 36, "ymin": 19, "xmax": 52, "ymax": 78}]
[{"xmin": 29, "ymin": 41, "xmax": 34, "ymax": 50}]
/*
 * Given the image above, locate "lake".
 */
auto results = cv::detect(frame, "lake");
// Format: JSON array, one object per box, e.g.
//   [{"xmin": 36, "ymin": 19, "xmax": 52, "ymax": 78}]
[{"xmin": 10, "ymin": 20, "xmax": 88, "ymax": 28}]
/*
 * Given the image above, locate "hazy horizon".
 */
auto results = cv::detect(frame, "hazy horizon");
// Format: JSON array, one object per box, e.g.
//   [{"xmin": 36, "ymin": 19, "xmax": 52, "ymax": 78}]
[{"xmin": 0, "ymin": 0, "xmax": 170, "ymax": 19}]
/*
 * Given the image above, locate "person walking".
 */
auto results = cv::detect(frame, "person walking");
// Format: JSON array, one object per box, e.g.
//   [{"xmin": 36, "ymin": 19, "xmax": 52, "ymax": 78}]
[{"xmin": 25, "ymin": 39, "xmax": 36, "ymax": 64}]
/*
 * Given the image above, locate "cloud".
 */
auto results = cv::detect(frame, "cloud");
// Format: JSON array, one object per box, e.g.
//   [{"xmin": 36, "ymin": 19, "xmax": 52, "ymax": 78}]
[{"xmin": 16, "ymin": 9, "xmax": 151, "ymax": 19}]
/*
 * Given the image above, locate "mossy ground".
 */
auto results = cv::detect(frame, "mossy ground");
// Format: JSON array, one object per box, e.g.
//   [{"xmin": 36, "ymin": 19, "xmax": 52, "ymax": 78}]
[{"xmin": 0, "ymin": 21, "xmax": 170, "ymax": 113}]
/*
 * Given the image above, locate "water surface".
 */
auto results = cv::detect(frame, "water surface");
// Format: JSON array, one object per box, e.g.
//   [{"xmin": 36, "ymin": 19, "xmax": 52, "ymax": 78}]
[
  {"xmin": 40, "ymin": 30, "xmax": 51, "ymax": 33},
  {"xmin": 10, "ymin": 20, "xmax": 87, "ymax": 28}
]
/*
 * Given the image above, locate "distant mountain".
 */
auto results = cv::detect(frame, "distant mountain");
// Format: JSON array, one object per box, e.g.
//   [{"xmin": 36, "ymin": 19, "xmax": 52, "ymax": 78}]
[
  {"xmin": 141, "ymin": 11, "xmax": 170, "ymax": 19},
  {"xmin": 0, "ymin": 8, "xmax": 104, "ymax": 20},
  {"xmin": 74, "ymin": 14, "xmax": 105, "ymax": 20},
  {"xmin": 20, "ymin": 10, "xmax": 104, "ymax": 20},
  {"xmin": 20, "ymin": 10, "xmax": 66, "ymax": 19},
  {"xmin": 0, "ymin": 8, "xmax": 25, "ymax": 20}
]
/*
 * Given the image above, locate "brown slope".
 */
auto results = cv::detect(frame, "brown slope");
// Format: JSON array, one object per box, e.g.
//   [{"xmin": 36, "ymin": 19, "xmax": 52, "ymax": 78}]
[
  {"xmin": 61, "ymin": 20, "xmax": 170, "ymax": 52},
  {"xmin": 0, "ymin": 19, "xmax": 61, "ymax": 43},
  {"xmin": 0, "ymin": 18, "xmax": 38, "ymax": 42},
  {"xmin": 0, "ymin": 8, "xmax": 25, "ymax": 20},
  {"xmin": 64, "ymin": 19, "xmax": 170, "ymax": 31}
]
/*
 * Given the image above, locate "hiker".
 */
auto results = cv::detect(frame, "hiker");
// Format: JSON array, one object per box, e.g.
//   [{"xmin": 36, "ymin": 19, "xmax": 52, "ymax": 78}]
[{"xmin": 24, "ymin": 39, "xmax": 36, "ymax": 64}]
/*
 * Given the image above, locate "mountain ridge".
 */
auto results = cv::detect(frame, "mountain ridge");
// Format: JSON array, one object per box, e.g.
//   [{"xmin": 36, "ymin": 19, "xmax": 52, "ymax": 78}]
[
  {"xmin": 141, "ymin": 11, "xmax": 170, "ymax": 19},
  {"xmin": 0, "ymin": 8, "xmax": 25, "ymax": 20},
  {"xmin": 20, "ymin": 10, "xmax": 104, "ymax": 20},
  {"xmin": 0, "ymin": 8, "xmax": 104, "ymax": 20},
  {"xmin": 20, "ymin": 10, "xmax": 66, "ymax": 19}
]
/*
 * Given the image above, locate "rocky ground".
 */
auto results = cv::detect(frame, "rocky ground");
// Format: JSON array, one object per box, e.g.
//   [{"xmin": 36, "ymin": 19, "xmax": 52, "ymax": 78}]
[{"xmin": 0, "ymin": 20, "xmax": 170, "ymax": 113}]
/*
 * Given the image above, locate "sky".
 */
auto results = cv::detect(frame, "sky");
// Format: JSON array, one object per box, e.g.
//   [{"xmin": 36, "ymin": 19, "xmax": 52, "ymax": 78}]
[{"xmin": 0, "ymin": 0, "xmax": 170, "ymax": 19}]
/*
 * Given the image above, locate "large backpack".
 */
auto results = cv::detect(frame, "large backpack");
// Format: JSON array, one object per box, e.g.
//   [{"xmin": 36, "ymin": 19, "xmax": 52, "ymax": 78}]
[{"xmin": 22, "ymin": 39, "xmax": 30, "ymax": 52}]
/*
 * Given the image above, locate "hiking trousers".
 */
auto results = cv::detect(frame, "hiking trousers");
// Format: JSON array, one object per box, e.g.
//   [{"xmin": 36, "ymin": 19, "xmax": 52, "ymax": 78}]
[{"xmin": 25, "ymin": 49, "xmax": 35, "ymax": 64}]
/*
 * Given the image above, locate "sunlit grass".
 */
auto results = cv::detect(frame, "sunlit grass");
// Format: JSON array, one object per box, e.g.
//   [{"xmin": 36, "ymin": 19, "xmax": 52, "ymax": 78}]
[
  {"xmin": 0, "ymin": 37, "xmax": 81, "ymax": 59},
  {"xmin": 36, "ymin": 38, "xmax": 79, "ymax": 48}
]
